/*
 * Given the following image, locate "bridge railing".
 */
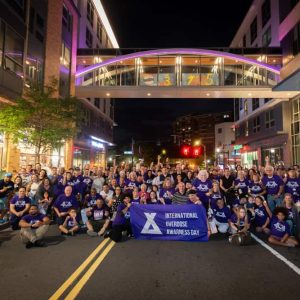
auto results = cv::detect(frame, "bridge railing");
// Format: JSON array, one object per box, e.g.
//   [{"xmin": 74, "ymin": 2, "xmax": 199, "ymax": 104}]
[{"xmin": 76, "ymin": 53, "xmax": 281, "ymax": 88}]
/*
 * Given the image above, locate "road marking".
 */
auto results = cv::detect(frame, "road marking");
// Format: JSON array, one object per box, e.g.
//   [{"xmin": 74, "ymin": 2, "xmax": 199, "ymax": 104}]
[
  {"xmin": 251, "ymin": 233, "xmax": 300, "ymax": 276},
  {"xmin": 49, "ymin": 238, "xmax": 110, "ymax": 300},
  {"xmin": 65, "ymin": 240, "xmax": 116, "ymax": 300}
]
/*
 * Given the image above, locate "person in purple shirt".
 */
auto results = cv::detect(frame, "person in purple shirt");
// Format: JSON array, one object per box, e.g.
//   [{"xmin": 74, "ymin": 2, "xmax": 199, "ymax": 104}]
[
  {"xmin": 159, "ymin": 178, "xmax": 175, "ymax": 205},
  {"xmin": 234, "ymin": 170, "xmax": 249, "ymax": 198},
  {"xmin": 268, "ymin": 207, "xmax": 298, "ymax": 247},
  {"xmin": 213, "ymin": 198, "xmax": 231, "ymax": 233},
  {"xmin": 262, "ymin": 166, "xmax": 284, "ymax": 211},
  {"xmin": 229, "ymin": 206, "xmax": 250, "ymax": 234},
  {"xmin": 209, "ymin": 181, "xmax": 222, "ymax": 209},
  {"xmin": 248, "ymin": 173, "xmax": 265, "ymax": 196},
  {"xmin": 19, "ymin": 205, "xmax": 50, "ymax": 248},
  {"xmin": 252, "ymin": 196, "xmax": 271, "ymax": 234},
  {"xmin": 53, "ymin": 186, "xmax": 79, "ymax": 225},
  {"xmin": 9, "ymin": 187, "xmax": 31, "ymax": 230},
  {"xmin": 59, "ymin": 208, "xmax": 80, "ymax": 236},
  {"xmin": 104, "ymin": 194, "xmax": 133, "ymax": 242},
  {"xmin": 192, "ymin": 170, "xmax": 212, "ymax": 209},
  {"xmin": 284, "ymin": 169, "xmax": 300, "ymax": 202},
  {"xmin": 131, "ymin": 187, "xmax": 141, "ymax": 205}
]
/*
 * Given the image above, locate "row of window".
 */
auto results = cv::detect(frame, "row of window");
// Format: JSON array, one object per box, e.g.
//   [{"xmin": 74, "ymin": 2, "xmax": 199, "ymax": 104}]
[
  {"xmin": 86, "ymin": 0, "xmax": 111, "ymax": 48},
  {"xmin": 239, "ymin": 98, "xmax": 271, "ymax": 112},
  {"xmin": 243, "ymin": 0, "xmax": 271, "ymax": 46}
]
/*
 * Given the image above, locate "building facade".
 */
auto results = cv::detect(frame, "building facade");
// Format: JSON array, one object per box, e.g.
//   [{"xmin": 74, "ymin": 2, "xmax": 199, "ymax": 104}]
[
  {"xmin": 214, "ymin": 122, "xmax": 238, "ymax": 167},
  {"xmin": 0, "ymin": 0, "xmax": 117, "ymax": 171},
  {"xmin": 173, "ymin": 112, "xmax": 233, "ymax": 160},
  {"xmin": 230, "ymin": 0, "xmax": 297, "ymax": 167}
]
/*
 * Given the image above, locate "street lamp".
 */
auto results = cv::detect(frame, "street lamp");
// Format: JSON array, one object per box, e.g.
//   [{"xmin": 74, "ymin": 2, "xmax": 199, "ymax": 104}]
[
  {"xmin": 194, "ymin": 140, "xmax": 207, "ymax": 169},
  {"xmin": 162, "ymin": 149, "xmax": 167, "ymax": 155}
]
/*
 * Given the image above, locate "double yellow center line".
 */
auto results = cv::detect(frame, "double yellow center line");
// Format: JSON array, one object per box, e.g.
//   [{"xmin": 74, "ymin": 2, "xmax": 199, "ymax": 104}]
[{"xmin": 49, "ymin": 239, "xmax": 115, "ymax": 300}]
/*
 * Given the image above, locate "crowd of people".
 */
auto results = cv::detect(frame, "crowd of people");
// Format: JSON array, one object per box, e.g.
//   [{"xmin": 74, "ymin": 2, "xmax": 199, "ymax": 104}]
[{"xmin": 0, "ymin": 158, "xmax": 300, "ymax": 248}]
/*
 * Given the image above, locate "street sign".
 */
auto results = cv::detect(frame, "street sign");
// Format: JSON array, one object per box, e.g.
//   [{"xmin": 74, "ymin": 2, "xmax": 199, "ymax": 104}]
[
  {"xmin": 233, "ymin": 144, "xmax": 243, "ymax": 150},
  {"xmin": 124, "ymin": 151, "xmax": 133, "ymax": 155}
]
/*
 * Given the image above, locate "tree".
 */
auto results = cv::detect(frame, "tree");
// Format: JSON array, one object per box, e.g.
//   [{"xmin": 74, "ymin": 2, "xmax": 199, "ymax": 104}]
[{"xmin": 0, "ymin": 78, "xmax": 81, "ymax": 163}]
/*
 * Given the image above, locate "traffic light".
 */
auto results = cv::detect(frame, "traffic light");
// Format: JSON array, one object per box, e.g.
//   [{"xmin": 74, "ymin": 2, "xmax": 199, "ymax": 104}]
[{"xmin": 180, "ymin": 145, "xmax": 192, "ymax": 157}]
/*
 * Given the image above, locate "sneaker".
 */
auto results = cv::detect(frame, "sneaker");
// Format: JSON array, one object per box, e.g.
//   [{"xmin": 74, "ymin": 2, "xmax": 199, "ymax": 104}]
[
  {"xmin": 98, "ymin": 227, "xmax": 106, "ymax": 236},
  {"xmin": 34, "ymin": 240, "xmax": 46, "ymax": 247},
  {"xmin": 87, "ymin": 230, "xmax": 98, "ymax": 237},
  {"xmin": 103, "ymin": 231, "xmax": 110, "ymax": 239},
  {"xmin": 25, "ymin": 241, "xmax": 34, "ymax": 249}
]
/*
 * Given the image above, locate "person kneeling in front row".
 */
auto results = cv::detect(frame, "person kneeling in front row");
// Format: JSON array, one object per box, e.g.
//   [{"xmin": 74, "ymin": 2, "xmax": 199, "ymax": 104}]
[
  {"xmin": 86, "ymin": 198, "xmax": 110, "ymax": 237},
  {"xmin": 213, "ymin": 198, "xmax": 231, "ymax": 233},
  {"xmin": 19, "ymin": 205, "xmax": 50, "ymax": 249},
  {"xmin": 104, "ymin": 194, "xmax": 132, "ymax": 242}
]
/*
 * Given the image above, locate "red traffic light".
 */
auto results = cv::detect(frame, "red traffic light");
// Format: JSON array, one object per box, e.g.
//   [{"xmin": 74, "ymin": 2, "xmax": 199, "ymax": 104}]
[
  {"xmin": 180, "ymin": 145, "xmax": 192, "ymax": 157},
  {"xmin": 180, "ymin": 145, "xmax": 203, "ymax": 158}
]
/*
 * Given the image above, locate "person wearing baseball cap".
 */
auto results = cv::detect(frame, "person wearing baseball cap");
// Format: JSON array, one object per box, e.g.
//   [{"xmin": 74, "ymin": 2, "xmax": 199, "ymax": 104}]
[{"xmin": 0, "ymin": 173, "xmax": 14, "ymax": 223}]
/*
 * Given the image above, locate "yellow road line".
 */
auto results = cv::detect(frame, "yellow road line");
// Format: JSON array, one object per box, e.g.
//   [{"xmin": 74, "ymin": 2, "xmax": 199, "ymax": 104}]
[
  {"xmin": 65, "ymin": 240, "xmax": 116, "ymax": 300},
  {"xmin": 49, "ymin": 238, "xmax": 110, "ymax": 300}
]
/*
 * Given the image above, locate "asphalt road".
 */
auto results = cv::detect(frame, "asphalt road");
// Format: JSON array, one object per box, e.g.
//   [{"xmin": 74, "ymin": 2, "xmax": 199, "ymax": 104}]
[{"xmin": 0, "ymin": 226, "xmax": 300, "ymax": 300}]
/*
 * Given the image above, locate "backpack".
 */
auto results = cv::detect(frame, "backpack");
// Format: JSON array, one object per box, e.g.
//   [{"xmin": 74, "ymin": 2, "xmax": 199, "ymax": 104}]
[{"xmin": 229, "ymin": 231, "xmax": 252, "ymax": 246}]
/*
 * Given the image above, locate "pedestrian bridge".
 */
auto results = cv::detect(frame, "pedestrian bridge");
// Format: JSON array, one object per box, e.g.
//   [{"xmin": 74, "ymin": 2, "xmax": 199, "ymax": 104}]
[{"xmin": 75, "ymin": 48, "xmax": 297, "ymax": 99}]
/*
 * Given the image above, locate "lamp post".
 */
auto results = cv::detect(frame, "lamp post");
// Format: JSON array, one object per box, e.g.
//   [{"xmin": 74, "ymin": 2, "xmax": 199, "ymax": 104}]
[{"xmin": 194, "ymin": 140, "xmax": 207, "ymax": 169}]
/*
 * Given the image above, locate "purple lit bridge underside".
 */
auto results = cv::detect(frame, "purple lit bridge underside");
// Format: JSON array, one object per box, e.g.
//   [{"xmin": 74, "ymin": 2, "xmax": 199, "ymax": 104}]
[{"xmin": 75, "ymin": 48, "xmax": 281, "ymax": 78}]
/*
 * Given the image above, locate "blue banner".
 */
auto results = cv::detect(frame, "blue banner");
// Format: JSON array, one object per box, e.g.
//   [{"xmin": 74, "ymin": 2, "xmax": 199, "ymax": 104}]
[{"xmin": 130, "ymin": 204, "xmax": 208, "ymax": 242}]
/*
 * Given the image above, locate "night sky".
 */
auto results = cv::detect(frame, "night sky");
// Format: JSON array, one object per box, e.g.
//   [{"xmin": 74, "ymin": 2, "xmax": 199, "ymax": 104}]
[{"xmin": 101, "ymin": 0, "xmax": 253, "ymax": 147}]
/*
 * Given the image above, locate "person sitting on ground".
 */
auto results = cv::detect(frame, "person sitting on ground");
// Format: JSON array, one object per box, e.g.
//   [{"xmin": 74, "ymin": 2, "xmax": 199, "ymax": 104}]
[
  {"xmin": 19, "ymin": 205, "xmax": 50, "ymax": 249},
  {"xmin": 281, "ymin": 193, "xmax": 300, "ymax": 239},
  {"xmin": 53, "ymin": 186, "xmax": 79, "ymax": 227},
  {"xmin": 10, "ymin": 187, "xmax": 31, "ymax": 230},
  {"xmin": 104, "ymin": 194, "xmax": 133, "ymax": 242},
  {"xmin": 229, "ymin": 206, "xmax": 250, "ymax": 234},
  {"xmin": 212, "ymin": 198, "xmax": 231, "ymax": 233},
  {"xmin": 26, "ymin": 174, "xmax": 40, "ymax": 204},
  {"xmin": 268, "ymin": 207, "xmax": 299, "ymax": 248},
  {"xmin": 252, "ymin": 195, "xmax": 271, "ymax": 235},
  {"xmin": 86, "ymin": 198, "xmax": 110, "ymax": 236},
  {"xmin": 59, "ymin": 208, "xmax": 80, "ymax": 236}
]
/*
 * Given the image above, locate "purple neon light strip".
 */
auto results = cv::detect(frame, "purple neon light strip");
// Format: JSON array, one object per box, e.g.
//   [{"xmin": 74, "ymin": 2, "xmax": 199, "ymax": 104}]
[{"xmin": 75, "ymin": 48, "xmax": 281, "ymax": 77}]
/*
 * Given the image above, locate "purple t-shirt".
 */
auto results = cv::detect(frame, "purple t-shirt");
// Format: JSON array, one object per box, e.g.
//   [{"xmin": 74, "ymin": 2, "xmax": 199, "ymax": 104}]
[
  {"xmin": 10, "ymin": 195, "xmax": 31, "ymax": 212},
  {"xmin": 192, "ymin": 178, "xmax": 212, "ymax": 204},
  {"xmin": 262, "ymin": 175, "xmax": 283, "ymax": 195},
  {"xmin": 230, "ymin": 214, "xmax": 246, "ymax": 228},
  {"xmin": 90, "ymin": 206, "xmax": 109, "ymax": 221},
  {"xmin": 86, "ymin": 193, "xmax": 102, "ymax": 207},
  {"xmin": 270, "ymin": 216, "xmax": 290, "ymax": 238},
  {"xmin": 285, "ymin": 177, "xmax": 300, "ymax": 197},
  {"xmin": 159, "ymin": 188, "xmax": 175, "ymax": 205},
  {"xmin": 213, "ymin": 206, "xmax": 231, "ymax": 223},
  {"xmin": 234, "ymin": 178, "xmax": 249, "ymax": 194},
  {"xmin": 113, "ymin": 203, "xmax": 130, "ymax": 226},
  {"xmin": 249, "ymin": 181, "xmax": 263, "ymax": 195},
  {"xmin": 131, "ymin": 197, "xmax": 141, "ymax": 205},
  {"xmin": 54, "ymin": 194, "xmax": 79, "ymax": 212},
  {"xmin": 66, "ymin": 216, "xmax": 79, "ymax": 227},
  {"xmin": 125, "ymin": 180, "xmax": 139, "ymax": 189},
  {"xmin": 254, "ymin": 205, "xmax": 269, "ymax": 227},
  {"xmin": 21, "ymin": 213, "xmax": 45, "ymax": 226},
  {"xmin": 209, "ymin": 192, "xmax": 222, "ymax": 209}
]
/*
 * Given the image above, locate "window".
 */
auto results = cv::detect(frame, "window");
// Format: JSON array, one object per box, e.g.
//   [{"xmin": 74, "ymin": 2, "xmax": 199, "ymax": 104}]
[
  {"xmin": 253, "ymin": 116, "xmax": 261, "ymax": 133},
  {"xmin": 86, "ymin": 28, "xmax": 93, "ymax": 48},
  {"xmin": 265, "ymin": 110, "xmax": 275, "ymax": 128},
  {"xmin": 103, "ymin": 100, "xmax": 106, "ymax": 114},
  {"xmin": 252, "ymin": 98, "xmax": 260, "ymax": 111},
  {"xmin": 262, "ymin": 0, "xmax": 271, "ymax": 28},
  {"xmin": 35, "ymin": 31, "xmax": 44, "ymax": 43},
  {"xmin": 94, "ymin": 98, "xmax": 100, "ymax": 108},
  {"xmin": 36, "ymin": 14, "xmax": 44, "ymax": 29},
  {"xmin": 62, "ymin": 5, "xmax": 72, "ymax": 32},
  {"xmin": 61, "ymin": 42, "xmax": 71, "ymax": 68},
  {"xmin": 293, "ymin": 22, "xmax": 300, "ymax": 56},
  {"xmin": 29, "ymin": 7, "xmax": 35, "ymax": 33},
  {"xmin": 217, "ymin": 128, "xmax": 222, "ymax": 134},
  {"xmin": 264, "ymin": 98, "xmax": 272, "ymax": 104},
  {"xmin": 246, "ymin": 121, "xmax": 249, "ymax": 136},
  {"xmin": 239, "ymin": 99, "xmax": 243, "ymax": 111},
  {"xmin": 250, "ymin": 17, "xmax": 258, "ymax": 44},
  {"xmin": 5, "ymin": 0, "xmax": 25, "ymax": 18},
  {"xmin": 87, "ymin": 0, "xmax": 94, "ymax": 27},
  {"xmin": 262, "ymin": 26, "xmax": 272, "ymax": 47},
  {"xmin": 97, "ymin": 18, "xmax": 102, "ymax": 42}
]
